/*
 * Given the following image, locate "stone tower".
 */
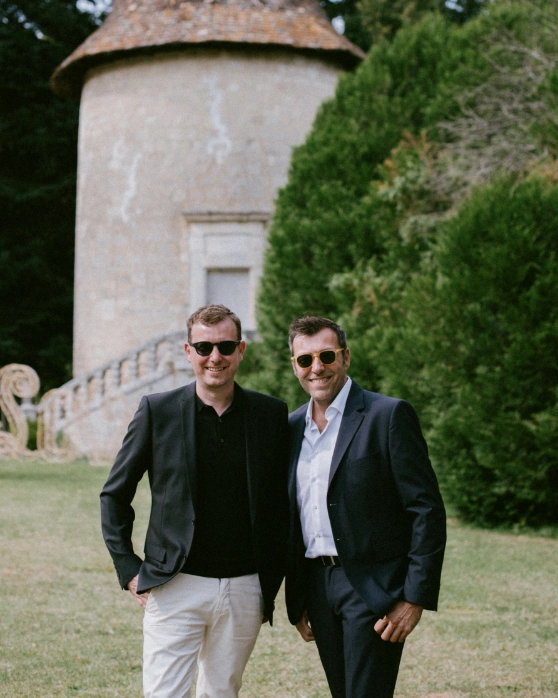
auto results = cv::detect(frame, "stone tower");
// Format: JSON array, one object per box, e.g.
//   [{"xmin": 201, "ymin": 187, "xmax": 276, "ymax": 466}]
[{"xmin": 52, "ymin": 0, "xmax": 363, "ymax": 377}]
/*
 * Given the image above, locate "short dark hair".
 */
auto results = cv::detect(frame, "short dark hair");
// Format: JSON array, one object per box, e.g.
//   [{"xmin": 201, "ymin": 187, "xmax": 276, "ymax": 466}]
[
  {"xmin": 187, "ymin": 304, "xmax": 242, "ymax": 342},
  {"xmin": 288, "ymin": 315, "xmax": 347, "ymax": 354}
]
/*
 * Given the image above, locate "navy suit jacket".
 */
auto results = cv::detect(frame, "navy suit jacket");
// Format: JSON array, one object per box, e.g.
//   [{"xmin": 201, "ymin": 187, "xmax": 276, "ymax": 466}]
[
  {"xmin": 100, "ymin": 381, "xmax": 289, "ymax": 623},
  {"xmin": 285, "ymin": 381, "xmax": 446, "ymax": 623}
]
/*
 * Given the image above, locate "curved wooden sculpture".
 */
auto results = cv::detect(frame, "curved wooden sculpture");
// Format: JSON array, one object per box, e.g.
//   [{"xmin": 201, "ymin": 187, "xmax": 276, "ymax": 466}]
[{"xmin": 0, "ymin": 364, "xmax": 40, "ymax": 459}]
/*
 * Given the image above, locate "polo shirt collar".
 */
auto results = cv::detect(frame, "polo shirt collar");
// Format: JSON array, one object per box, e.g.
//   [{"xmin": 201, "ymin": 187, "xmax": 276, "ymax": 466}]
[{"xmin": 195, "ymin": 381, "xmax": 246, "ymax": 413}]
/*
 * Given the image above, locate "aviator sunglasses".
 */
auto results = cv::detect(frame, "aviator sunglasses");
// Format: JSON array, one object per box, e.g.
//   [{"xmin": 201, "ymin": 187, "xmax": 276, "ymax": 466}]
[
  {"xmin": 190, "ymin": 340, "xmax": 241, "ymax": 356},
  {"xmin": 293, "ymin": 348, "xmax": 345, "ymax": 369}
]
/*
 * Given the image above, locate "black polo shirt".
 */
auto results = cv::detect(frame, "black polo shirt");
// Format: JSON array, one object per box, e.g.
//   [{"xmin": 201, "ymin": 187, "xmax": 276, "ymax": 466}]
[{"xmin": 182, "ymin": 386, "xmax": 256, "ymax": 578}]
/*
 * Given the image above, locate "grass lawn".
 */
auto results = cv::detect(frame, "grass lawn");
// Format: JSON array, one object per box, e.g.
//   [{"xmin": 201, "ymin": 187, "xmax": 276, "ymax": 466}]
[{"xmin": 0, "ymin": 460, "xmax": 556, "ymax": 698}]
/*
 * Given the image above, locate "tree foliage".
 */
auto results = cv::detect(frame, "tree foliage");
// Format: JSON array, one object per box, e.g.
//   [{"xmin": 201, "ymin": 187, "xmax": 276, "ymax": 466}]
[
  {"xmin": 328, "ymin": 3, "xmax": 558, "ymax": 526},
  {"xmin": 355, "ymin": 0, "xmax": 484, "ymax": 43},
  {"xmin": 342, "ymin": 173, "xmax": 558, "ymax": 526},
  {"xmin": 0, "ymin": 1, "xmax": 102, "ymax": 391},
  {"xmin": 255, "ymin": 10, "xmax": 481, "ymax": 404},
  {"xmin": 322, "ymin": 0, "xmax": 487, "ymax": 50},
  {"xmin": 320, "ymin": 0, "xmax": 373, "ymax": 52},
  {"xmin": 422, "ymin": 174, "xmax": 558, "ymax": 526},
  {"xmin": 254, "ymin": 0, "xmax": 558, "ymax": 525},
  {"xmin": 256, "ymin": 1, "xmax": 558, "ymax": 400}
]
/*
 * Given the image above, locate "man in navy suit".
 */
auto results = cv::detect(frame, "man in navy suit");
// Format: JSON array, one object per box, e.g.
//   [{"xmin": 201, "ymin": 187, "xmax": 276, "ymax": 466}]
[{"xmin": 285, "ymin": 315, "xmax": 446, "ymax": 698}]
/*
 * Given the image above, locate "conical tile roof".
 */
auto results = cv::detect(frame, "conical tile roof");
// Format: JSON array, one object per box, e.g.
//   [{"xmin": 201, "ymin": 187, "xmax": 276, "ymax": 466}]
[{"xmin": 51, "ymin": 0, "xmax": 364, "ymax": 98}]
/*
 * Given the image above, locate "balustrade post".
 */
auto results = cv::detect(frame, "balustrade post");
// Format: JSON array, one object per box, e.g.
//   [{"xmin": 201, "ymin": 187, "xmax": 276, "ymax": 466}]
[
  {"xmin": 94, "ymin": 371, "xmax": 104, "ymax": 404},
  {"xmin": 165, "ymin": 341, "xmax": 175, "ymax": 371},
  {"xmin": 110, "ymin": 362, "xmax": 121, "ymax": 393},
  {"xmin": 146, "ymin": 344, "xmax": 157, "ymax": 375},
  {"xmin": 128, "ymin": 353, "xmax": 139, "ymax": 382},
  {"xmin": 64, "ymin": 390, "xmax": 74, "ymax": 424}
]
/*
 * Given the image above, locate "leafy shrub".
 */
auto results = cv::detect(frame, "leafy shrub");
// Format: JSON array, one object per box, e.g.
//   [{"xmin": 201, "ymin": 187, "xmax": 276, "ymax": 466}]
[
  {"xmin": 256, "ymin": 13, "xmax": 461, "ymax": 406},
  {"xmin": 340, "ymin": 174, "xmax": 558, "ymax": 526},
  {"xmin": 254, "ymin": 0, "xmax": 558, "ymax": 524},
  {"xmin": 424, "ymin": 175, "xmax": 558, "ymax": 526},
  {"xmin": 256, "ymin": 1, "xmax": 557, "ymax": 408}
]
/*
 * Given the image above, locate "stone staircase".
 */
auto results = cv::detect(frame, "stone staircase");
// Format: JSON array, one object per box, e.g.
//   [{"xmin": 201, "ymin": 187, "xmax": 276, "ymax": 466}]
[{"xmin": 37, "ymin": 331, "xmax": 194, "ymax": 463}]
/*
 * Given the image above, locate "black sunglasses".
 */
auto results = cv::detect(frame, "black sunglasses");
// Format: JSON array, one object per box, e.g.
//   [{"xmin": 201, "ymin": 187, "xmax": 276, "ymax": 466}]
[
  {"xmin": 293, "ymin": 348, "xmax": 345, "ymax": 369},
  {"xmin": 190, "ymin": 340, "xmax": 241, "ymax": 357}
]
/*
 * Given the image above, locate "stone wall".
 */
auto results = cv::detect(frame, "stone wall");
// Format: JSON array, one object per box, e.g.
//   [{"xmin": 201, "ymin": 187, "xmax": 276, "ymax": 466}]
[{"xmin": 74, "ymin": 47, "xmax": 341, "ymax": 375}]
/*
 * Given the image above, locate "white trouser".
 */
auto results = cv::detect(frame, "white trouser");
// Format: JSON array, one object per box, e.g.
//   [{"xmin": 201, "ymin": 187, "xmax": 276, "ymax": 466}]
[{"xmin": 143, "ymin": 572, "xmax": 263, "ymax": 698}]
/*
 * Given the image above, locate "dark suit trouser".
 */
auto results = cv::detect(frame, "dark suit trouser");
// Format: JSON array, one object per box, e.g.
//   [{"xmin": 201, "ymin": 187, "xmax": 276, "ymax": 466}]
[{"xmin": 306, "ymin": 564, "xmax": 404, "ymax": 698}]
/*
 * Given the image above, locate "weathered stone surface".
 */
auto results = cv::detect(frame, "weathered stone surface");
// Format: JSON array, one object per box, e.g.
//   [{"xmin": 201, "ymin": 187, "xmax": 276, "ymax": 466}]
[
  {"xmin": 72, "ymin": 48, "xmax": 342, "ymax": 374},
  {"xmin": 38, "ymin": 332, "xmax": 193, "ymax": 462},
  {"xmin": 50, "ymin": 0, "xmax": 363, "ymax": 403}
]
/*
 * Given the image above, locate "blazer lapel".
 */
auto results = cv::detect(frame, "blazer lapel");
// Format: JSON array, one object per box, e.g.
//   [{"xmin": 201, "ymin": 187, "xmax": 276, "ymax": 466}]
[
  {"xmin": 328, "ymin": 382, "xmax": 365, "ymax": 487},
  {"xmin": 243, "ymin": 389, "xmax": 259, "ymax": 526},
  {"xmin": 288, "ymin": 409, "xmax": 307, "ymax": 505},
  {"xmin": 180, "ymin": 381, "xmax": 198, "ymax": 515}
]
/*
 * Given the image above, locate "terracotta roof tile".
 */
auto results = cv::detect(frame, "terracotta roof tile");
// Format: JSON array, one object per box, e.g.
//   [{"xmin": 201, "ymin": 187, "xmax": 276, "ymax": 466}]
[{"xmin": 51, "ymin": 0, "xmax": 364, "ymax": 98}]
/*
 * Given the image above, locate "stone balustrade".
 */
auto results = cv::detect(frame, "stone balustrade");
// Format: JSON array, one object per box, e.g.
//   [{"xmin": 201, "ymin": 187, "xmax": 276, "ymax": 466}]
[
  {"xmin": 0, "ymin": 332, "xmax": 193, "ymax": 463},
  {"xmin": 41, "ymin": 331, "xmax": 187, "ymax": 419}
]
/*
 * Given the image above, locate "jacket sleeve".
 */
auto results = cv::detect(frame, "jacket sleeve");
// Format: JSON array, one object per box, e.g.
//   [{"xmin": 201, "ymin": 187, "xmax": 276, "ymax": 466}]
[
  {"xmin": 100, "ymin": 395, "xmax": 152, "ymax": 589},
  {"xmin": 388, "ymin": 400, "xmax": 446, "ymax": 610}
]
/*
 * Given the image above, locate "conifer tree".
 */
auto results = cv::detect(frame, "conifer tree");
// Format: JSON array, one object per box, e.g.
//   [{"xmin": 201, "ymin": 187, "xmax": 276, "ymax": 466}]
[{"xmin": 0, "ymin": 1, "xmax": 102, "ymax": 390}]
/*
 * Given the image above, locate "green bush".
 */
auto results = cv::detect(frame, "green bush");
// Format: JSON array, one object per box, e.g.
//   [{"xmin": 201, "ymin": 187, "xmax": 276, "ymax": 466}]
[
  {"xmin": 256, "ymin": 0, "xmax": 557, "ymax": 409},
  {"xmin": 254, "ymin": 0, "xmax": 558, "ymax": 525},
  {"xmin": 257, "ymin": 13, "xmax": 461, "ymax": 406},
  {"xmin": 424, "ymin": 175, "xmax": 558, "ymax": 526},
  {"xmin": 341, "ymin": 174, "xmax": 558, "ymax": 526}
]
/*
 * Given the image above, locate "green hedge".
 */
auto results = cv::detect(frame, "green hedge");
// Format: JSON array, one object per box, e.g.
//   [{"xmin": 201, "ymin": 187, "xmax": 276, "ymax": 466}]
[
  {"xmin": 256, "ymin": 1, "xmax": 552, "ymax": 406},
  {"xmin": 410, "ymin": 176, "xmax": 558, "ymax": 526},
  {"xmin": 344, "ymin": 174, "xmax": 558, "ymax": 525},
  {"xmin": 253, "ymin": 0, "xmax": 558, "ymax": 525}
]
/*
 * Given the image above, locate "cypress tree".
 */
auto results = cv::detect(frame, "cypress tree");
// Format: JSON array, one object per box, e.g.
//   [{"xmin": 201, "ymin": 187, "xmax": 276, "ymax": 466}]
[{"xmin": 0, "ymin": 1, "xmax": 102, "ymax": 391}]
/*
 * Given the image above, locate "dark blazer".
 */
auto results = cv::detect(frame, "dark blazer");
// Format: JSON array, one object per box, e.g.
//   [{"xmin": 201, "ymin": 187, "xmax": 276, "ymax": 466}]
[
  {"xmin": 101, "ymin": 381, "xmax": 289, "ymax": 623},
  {"xmin": 285, "ymin": 381, "xmax": 446, "ymax": 624}
]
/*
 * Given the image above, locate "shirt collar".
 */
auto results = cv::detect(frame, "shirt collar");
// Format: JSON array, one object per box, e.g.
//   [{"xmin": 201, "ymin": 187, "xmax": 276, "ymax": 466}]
[
  {"xmin": 195, "ymin": 382, "xmax": 245, "ymax": 413},
  {"xmin": 304, "ymin": 377, "xmax": 352, "ymax": 427}
]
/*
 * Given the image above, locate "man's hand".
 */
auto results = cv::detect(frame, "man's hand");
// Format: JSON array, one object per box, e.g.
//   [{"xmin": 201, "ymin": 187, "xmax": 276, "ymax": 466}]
[
  {"xmin": 127, "ymin": 574, "xmax": 150, "ymax": 608},
  {"xmin": 296, "ymin": 609, "xmax": 315, "ymax": 642},
  {"xmin": 374, "ymin": 601, "xmax": 423, "ymax": 643}
]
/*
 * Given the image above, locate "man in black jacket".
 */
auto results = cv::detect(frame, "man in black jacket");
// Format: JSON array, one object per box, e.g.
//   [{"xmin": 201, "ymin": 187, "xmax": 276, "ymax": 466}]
[
  {"xmin": 285, "ymin": 315, "xmax": 446, "ymax": 698},
  {"xmin": 100, "ymin": 305, "xmax": 288, "ymax": 698}
]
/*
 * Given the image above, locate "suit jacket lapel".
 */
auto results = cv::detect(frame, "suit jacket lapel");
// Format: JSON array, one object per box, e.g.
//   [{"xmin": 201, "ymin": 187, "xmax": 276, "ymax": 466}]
[
  {"xmin": 288, "ymin": 409, "xmax": 306, "ymax": 505},
  {"xmin": 180, "ymin": 381, "xmax": 198, "ymax": 515},
  {"xmin": 242, "ymin": 388, "xmax": 259, "ymax": 526},
  {"xmin": 288, "ymin": 408, "xmax": 307, "ymax": 562},
  {"xmin": 328, "ymin": 382, "xmax": 365, "ymax": 487}
]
